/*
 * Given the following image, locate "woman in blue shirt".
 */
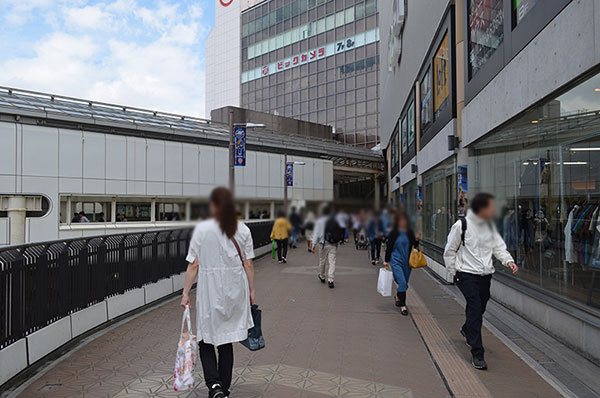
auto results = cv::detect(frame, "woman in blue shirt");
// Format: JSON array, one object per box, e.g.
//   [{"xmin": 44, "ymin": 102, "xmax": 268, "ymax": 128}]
[{"xmin": 384, "ymin": 211, "xmax": 420, "ymax": 315}]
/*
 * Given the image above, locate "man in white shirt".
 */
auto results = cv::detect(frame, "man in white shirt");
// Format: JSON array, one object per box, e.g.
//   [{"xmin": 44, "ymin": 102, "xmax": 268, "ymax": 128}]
[
  {"xmin": 312, "ymin": 206, "xmax": 337, "ymax": 288},
  {"xmin": 443, "ymin": 193, "xmax": 518, "ymax": 371}
]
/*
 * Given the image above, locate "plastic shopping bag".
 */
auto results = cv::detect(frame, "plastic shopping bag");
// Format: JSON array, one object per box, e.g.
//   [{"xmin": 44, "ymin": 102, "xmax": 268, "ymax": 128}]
[
  {"xmin": 377, "ymin": 267, "xmax": 394, "ymax": 297},
  {"xmin": 271, "ymin": 240, "xmax": 276, "ymax": 259},
  {"xmin": 173, "ymin": 305, "xmax": 197, "ymax": 391}
]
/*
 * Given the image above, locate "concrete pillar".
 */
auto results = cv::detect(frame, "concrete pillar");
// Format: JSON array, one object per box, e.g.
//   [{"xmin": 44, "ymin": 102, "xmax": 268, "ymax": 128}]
[
  {"xmin": 7, "ymin": 196, "xmax": 27, "ymax": 245},
  {"xmin": 244, "ymin": 201, "xmax": 250, "ymax": 220},
  {"xmin": 374, "ymin": 177, "xmax": 381, "ymax": 211},
  {"xmin": 66, "ymin": 197, "xmax": 72, "ymax": 225},
  {"xmin": 185, "ymin": 200, "xmax": 192, "ymax": 222},
  {"xmin": 111, "ymin": 198, "xmax": 117, "ymax": 223},
  {"xmin": 269, "ymin": 201, "xmax": 275, "ymax": 219},
  {"xmin": 150, "ymin": 199, "xmax": 156, "ymax": 222}
]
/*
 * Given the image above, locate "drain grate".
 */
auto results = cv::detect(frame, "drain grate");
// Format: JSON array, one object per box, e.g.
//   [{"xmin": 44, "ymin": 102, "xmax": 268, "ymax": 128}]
[{"xmin": 39, "ymin": 383, "xmax": 62, "ymax": 392}]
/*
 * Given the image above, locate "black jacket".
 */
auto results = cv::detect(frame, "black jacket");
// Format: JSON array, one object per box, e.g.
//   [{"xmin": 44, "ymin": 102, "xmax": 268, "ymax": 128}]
[{"xmin": 384, "ymin": 228, "xmax": 419, "ymax": 263}]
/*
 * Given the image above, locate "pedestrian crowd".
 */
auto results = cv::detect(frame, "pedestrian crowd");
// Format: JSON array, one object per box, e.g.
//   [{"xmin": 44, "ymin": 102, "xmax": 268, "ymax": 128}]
[{"xmin": 176, "ymin": 187, "xmax": 519, "ymax": 397}]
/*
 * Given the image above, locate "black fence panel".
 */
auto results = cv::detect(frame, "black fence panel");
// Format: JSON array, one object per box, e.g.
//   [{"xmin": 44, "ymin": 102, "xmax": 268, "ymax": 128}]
[{"xmin": 0, "ymin": 222, "xmax": 272, "ymax": 351}]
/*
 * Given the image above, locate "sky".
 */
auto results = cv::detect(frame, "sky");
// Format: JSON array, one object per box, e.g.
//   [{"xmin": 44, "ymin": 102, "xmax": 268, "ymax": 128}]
[{"xmin": 0, "ymin": 0, "xmax": 215, "ymax": 117}]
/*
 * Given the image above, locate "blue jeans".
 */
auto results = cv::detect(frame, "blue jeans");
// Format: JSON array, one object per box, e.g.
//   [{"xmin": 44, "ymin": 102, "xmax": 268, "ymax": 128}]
[
  {"xmin": 291, "ymin": 226, "xmax": 299, "ymax": 246},
  {"xmin": 390, "ymin": 259, "xmax": 411, "ymax": 292}
]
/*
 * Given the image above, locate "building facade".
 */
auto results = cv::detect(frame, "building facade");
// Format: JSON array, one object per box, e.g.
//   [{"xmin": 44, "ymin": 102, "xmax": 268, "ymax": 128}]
[
  {"xmin": 206, "ymin": 0, "xmax": 381, "ymax": 147},
  {"xmin": 380, "ymin": 0, "xmax": 600, "ymax": 363}
]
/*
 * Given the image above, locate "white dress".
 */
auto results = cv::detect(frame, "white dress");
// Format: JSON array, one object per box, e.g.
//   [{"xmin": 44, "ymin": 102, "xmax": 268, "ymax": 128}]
[{"xmin": 185, "ymin": 219, "xmax": 255, "ymax": 346}]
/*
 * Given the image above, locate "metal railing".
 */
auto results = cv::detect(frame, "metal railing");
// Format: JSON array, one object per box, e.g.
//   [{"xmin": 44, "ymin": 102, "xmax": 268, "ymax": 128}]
[{"xmin": 0, "ymin": 221, "xmax": 273, "ymax": 350}]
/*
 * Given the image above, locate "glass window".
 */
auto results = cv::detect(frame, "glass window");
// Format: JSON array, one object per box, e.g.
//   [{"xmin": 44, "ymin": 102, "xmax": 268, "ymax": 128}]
[
  {"xmin": 66, "ymin": 199, "xmax": 112, "ymax": 223},
  {"xmin": 408, "ymin": 100, "xmax": 415, "ymax": 147},
  {"xmin": 401, "ymin": 114, "xmax": 408, "ymax": 154},
  {"xmin": 434, "ymin": 32, "xmax": 450, "ymax": 119},
  {"xmin": 420, "ymin": 67, "xmax": 433, "ymax": 132},
  {"xmin": 345, "ymin": 6, "xmax": 355, "ymax": 23},
  {"xmin": 355, "ymin": 2, "xmax": 365, "ymax": 19},
  {"xmin": 468, "ymin": 0, "xmax": 504, "ymax": 77},
  {"xmin": 326, "ymin": 15, "xmax": 335, "ymax": 30},
  {"xmin": 403, "ymin": 180, "xmax": 421, "ymax": 230},
  {"xmin": 156, "ymin": 202, "xmax": 185, "ymax": 221},
  {"xmin": 335, "ymin": 10, "xmax": 345, "ymax": 27},
  {"xmin": 422, "ymin": 157, "xmax": 457, "ymax": 248},
  {"xmin": 365, "ymin": 0, "xmax": 377, "ymax": 16},
  {"xmin": 469, "ymin": 70, "xmax": 600, "ymax": 310},
  {"xmin": 116, "ymin": 202, "xmax": 151, "ymax": 222}
]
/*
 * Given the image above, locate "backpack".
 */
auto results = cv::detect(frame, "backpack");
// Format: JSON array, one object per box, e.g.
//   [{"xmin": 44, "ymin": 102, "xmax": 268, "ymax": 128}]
[{"xmin": 325, "ymin": 216, "xmax": 344, "ymax": 244}]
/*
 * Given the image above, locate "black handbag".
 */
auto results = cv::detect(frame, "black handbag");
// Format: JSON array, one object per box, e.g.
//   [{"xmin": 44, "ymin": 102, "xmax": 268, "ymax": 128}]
[{"xmin": 241, "ymin": 304, "xmax": 265, "ymax": 351}]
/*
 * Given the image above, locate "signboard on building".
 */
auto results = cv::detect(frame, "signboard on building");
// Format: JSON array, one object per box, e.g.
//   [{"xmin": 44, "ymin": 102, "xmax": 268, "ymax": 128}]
[
  {"xmin": 286, "ymin": 163, "xmax": 294, "ymax": 186},
  {"xmin": 434, "ymin": 32, "xmax": 449, "ymax": 117},
  {"xmin": 458, "ymin": 165, "xmax": 468, "ymax": 217},
  {"xmin": 234, "ymin": 126, "xmax": 246, "ymax": 166},
  {"xmin": 220, "ymin": 0, "xmax": 233, "ymax": 6},
  {"xmin": 242, "ymin": 28, "xmax": 380, "ymax": 83}
]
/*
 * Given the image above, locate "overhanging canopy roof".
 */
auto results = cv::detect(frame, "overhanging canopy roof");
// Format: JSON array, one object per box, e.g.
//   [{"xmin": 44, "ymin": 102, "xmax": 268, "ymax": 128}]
[{"xmin": 0, "ymin": 86, "xmax": 383, "ymax": 168}]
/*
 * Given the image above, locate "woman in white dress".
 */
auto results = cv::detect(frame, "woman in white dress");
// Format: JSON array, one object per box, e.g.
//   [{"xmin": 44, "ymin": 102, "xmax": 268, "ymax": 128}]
[{"xmin": 181, "ymin": 187, "xmax": 255, "ymax": 398}]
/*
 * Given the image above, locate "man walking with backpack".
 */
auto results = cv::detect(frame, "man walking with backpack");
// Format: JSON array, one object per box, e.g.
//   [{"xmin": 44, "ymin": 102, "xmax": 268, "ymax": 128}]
[
  {"xmin": 443, "ymin": 193, "xmax": 518, "ymax": 370},
  {"xmin": 313, "ymin": 206, "xmax": 343, "ymax": 288}
]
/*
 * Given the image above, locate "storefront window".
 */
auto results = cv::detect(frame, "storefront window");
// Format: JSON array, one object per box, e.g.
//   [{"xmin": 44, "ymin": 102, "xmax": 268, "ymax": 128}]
[
  {"xmin": 422, "ymin": 157, "xmax": 457, "ymax": 248},
  {"xmin": 434, "ymin": 32, "xmax": 450, "ymax": 119},
  {"xmin": 469, "ymin": 70, "xmax": 600, "ymax": 309},
  {"xmin": 403, "ymin": 180, "xmax": 420, "ymax": 232},
  {"xmin": 468, "ymin": 0, "xmax": 504, "ymax": 77},
  {"xmin": 420, "ymin": 68, "xmax": 433, "ymax": 132},
  {"xmin": 156, "ymin": 202, "xmax": 186, "ymax": 221}
]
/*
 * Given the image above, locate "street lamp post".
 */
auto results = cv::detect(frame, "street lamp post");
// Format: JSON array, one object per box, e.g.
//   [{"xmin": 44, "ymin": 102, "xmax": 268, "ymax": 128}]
[
  {"xmin": 283, "ymin": 154, "xmax": 305, "ymax": 213},
  {"xmin": 228, "ymin": 117, "xmax": 265, "ymax": 195}
]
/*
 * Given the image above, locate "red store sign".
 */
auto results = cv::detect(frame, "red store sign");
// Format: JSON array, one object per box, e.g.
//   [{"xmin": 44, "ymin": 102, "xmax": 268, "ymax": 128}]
[
  {"xmin": 220, "ymin": 0, "xmax": 233, "ymax": 6},
  {"xmin": 276, "ymin": 47, "xmax": 325, "ymax": 72}
]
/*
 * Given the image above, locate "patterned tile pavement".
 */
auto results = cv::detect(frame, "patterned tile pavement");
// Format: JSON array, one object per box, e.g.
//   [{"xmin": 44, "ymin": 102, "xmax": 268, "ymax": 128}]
[{"xmin": 14, "ymin": 243, "xmax": 558, "ymax": 398}]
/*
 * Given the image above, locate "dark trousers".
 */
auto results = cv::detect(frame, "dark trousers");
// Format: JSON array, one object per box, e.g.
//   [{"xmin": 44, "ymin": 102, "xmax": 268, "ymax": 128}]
[
  {"xmin": 370, "ymin": 238, "xmax": 382, "ymax": 260},
  {"xmin": 198, "ymin": 340, "xmax": 234, "ymax": 394},
  {"xmin": 456, "ymin": 272, "xmax": 492, "ymax": 359},
  {"xmin": 275, "ymin": 238, "xmax": 288, "ymax": 261}
]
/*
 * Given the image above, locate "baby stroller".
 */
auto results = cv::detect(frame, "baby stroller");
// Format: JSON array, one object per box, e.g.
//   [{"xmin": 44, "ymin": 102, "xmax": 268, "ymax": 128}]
[{"xmin": 355, "ymin": 228, "xmax": 369, "ymax": 250}]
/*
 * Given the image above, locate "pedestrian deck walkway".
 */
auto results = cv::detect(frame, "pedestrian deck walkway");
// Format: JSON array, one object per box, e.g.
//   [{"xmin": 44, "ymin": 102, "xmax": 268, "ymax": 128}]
[{"xmin": 12, "ymin": 245, "xmax": 563, "ymax": 398}]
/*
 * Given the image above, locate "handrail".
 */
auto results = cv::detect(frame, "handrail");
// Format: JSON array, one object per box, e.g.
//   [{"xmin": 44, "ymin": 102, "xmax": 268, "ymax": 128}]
[{"xmin": 0, "ymin": 221, "xmax": 274, "ymax": 350}]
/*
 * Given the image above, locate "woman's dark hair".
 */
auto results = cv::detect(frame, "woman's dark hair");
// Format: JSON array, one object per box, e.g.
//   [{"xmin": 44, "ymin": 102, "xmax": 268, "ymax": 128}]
[
  {"xmin": 210, "ymin": 187, "xmax": 237, "ymax": 238},
  {"xmin": 393, "ymin": 210, "xmax": 411, "ymax": 230},
  {"xmin": 471, "ymin": 192, "xmax": 494, "ymax": 214}
]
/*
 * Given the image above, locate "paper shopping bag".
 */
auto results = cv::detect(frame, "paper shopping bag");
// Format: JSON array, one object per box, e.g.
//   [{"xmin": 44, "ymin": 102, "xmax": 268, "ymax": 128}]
[
  {"xmin": 173, "ymin": 305, "xmax": 197, "ymax": 391},
  {"xmin": 377, "ymin": 267, "xmax": 394, "ymax": 297}
]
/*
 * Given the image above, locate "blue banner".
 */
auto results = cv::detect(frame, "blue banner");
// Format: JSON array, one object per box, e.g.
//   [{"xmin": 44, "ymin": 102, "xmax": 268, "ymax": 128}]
[
  {"xmin": 286, "ymin": 163, "xmax": 294, "ymax": 186},
  {"xmin": 234, "ymin": 126, "xmax": 246, "ymax": 166}
]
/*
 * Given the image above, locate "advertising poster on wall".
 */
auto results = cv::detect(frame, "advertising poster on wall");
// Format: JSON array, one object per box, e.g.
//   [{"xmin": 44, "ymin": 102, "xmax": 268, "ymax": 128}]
[
  {"xmin": 468, "ymin": 0, "xmax": 504, "ymax": 76},
  {"xmin": 434, "ymin": 32, "xmax": 449, "ymax": 118},
  {"xmin": 420, "ymin": 69, "xmax": 432, "ymax": 129},
  {"xmin": 458, "ymin": 165, "xmax": 468, "ymax": 217}
]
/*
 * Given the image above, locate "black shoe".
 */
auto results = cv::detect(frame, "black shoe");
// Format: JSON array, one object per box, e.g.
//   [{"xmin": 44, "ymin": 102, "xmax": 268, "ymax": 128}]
[
  {"xmin": 282, "ymin": 257, "xmax": 287, "ymax": 263},
  {"xmin": 460, "ymin": 328, "xmax": 471, "ymax": 347},
  {"xmin": 371, "ymin": 260, "xmax": 376, "ymax": 265},
  {"xmin": 209, "ymin": 384, "xmax": 226, "ymax": 398},
  {"xmin": 318, "ymin": 275, "xmax": 326, "ymax": 283},
  {"xmin": 328, "ymin": 281, "xmax": 335, "ymax": 288},
  {"xmin": 395, "ymin": 300, "xmax": 402, "ymax": 307},
  {"xmin": 400, "ymin": 307, "xmax": 409, "ymax": 316},
  {"xmin": 471, "ymin": 356, "xmax": 488, "ymax": 370}
]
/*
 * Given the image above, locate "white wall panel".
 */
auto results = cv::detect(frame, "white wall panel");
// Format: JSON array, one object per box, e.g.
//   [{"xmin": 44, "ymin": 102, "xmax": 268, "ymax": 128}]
[
  {"xmin": 323, "ymin": 161, "xmax": 333, "ymax": 190},
  {"xmin": 199, "ymin": 146, "xmax": 215, "ymax": 184},
  {"xmin": 165, "ymin": 142, "xmax": 183, "ymax": 183},
  {"xmin": 83, "ymin": 132, "xmax": 105, "ymax": 179},
  {"xmin": 182, "ymin": 144, "xmax": 199, "ymax": 184},
  {"xmin": 268, "ymin": 154, "xmax": 282, "ymax": 187},
  {"xmin": 22, "ymin": 125, "xmax": 59, "ymax": 177},
  {"xmin": 82, "ymin": 179, "xmax": 104, "ymax": 195},
  {"xmin": 0, "ymin": 175, "xmax": 16, "ymax": 194},
  {"xmin": 313, "ymin": 161, "xmax": 324, "ymax": 189},
  {"xmin": 58, "ymin": 129, "xmax": 82, "ymax": 179},
  {"xmin": 127, "ymin": 137, "xmax": 146, "ymax": 181},
  {"xmin": 0, "ymin": 122, "xmax": 17, "ymax": 175},
  {"xmin": 147, "ymin": 181, "xmax": 165, "ymax": 196},
  {"xmin": 0, "ymin": 218, "xmax": 9, "ymax": 246},
  {"xmin": 214, "ymin": 147, "xmax": 228, "ymax": 186},
  {"xmin": 146, "ymin": 140, "xmax": 165, "ymax": 182},
  {"xmin": 106, "ymin": 179, "xmax": 126, "ymax": 195},
  {"xmin": 256, "ymin": 153, "xmax": 269, "ymax": 187},
  {"xmin": 105, "ymin": 135, "xmax": 127, "ymax": 180}
]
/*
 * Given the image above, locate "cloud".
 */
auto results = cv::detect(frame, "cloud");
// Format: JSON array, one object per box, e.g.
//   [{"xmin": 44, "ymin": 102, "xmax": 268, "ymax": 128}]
[
  {"xmin": 64, "ymin": 5, "xmax": 114, "ymax": 30},
  {"xmin": 0, "ymin": 0, "xmax": 209, "ymax": 117}
]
